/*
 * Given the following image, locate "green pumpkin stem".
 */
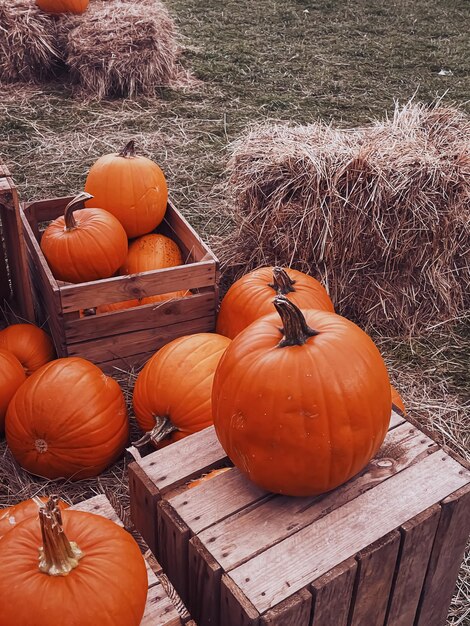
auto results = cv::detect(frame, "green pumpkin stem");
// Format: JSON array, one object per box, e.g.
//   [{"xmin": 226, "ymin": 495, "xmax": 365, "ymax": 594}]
[
  {"xmin": 119, "ymin": 140, "xmax": 136, "ymax": 159},
  {"xmin": 274, "ymin": 295, "xmax": 319, "ymax": 347},
  {"xmin": 38, "ymin": 496, "xmax": 83, "ymax": 577},
  {"xmin": 64, "ymin": 192, "xmax": 94, "ymax": 231},
  {"xmin": 269, "ymin": 267, "xmax": 296, "ymax": 295},
  {"xmin": 133, "ymin": 416, "xmax": 178, "ymax": 448}
]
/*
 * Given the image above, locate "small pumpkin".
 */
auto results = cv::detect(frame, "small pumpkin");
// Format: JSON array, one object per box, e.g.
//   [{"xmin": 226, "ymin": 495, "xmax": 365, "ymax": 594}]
[
  {"xmin": 85, "ymin": 140, "xmax": 168, "ymax": 238},
  {"xmin": 5, "ymin": 357, "xmax": 129, "ymax": 480},
  {"xmin": 0, "ymin": 349, "xmax": 26, "ymax": 432},
  {"xmin": 0, "ymin": 496, "xmax": 69, "ymax": 540},
  {"xmin": 391, "ymin": 384, "xmax": 406, "ymax": 415},
  {"xmin": 187, "ymin": 467, "xmax": 231, "ymax": 489},
  {"xmin": 0, "ymin": 323, "xmax": 55, "ymax": 375},
  {"xmin": 0, "ymin": 496, "xmax": 148, "ymax": 626},
  {"xmin": 36, "ymin": 0, "xmax": 88, "ymax": 14},
  {"xmin": 40, "ymin": 192, "xmax": 128, "ymax": 284},
  {"xmin": 133, "ymin": 333, "xmax": 231, "ymax": 447},
  {"xmin": 216, "ymin": 266, "xmax": 334, "ymax": 339},
  {"xmin": 212, "ymin": 296, "xmax": 391, "ymax": 496}
]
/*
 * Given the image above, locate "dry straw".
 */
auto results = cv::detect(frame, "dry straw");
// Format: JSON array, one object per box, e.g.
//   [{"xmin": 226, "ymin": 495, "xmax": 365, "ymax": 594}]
[{"xmin": 218, "ymin": 101, "xmax": 470, "ymax": 335}]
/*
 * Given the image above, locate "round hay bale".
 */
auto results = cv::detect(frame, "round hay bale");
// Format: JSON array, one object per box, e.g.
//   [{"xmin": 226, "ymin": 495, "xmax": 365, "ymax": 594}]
[
  {"xmin": 65, "ymin": 0, "xmax": 179, "ymax": 99},
  {"xmin": 219, "ymin": 102, "xmax": 470, "ymax": 335},
  {"xmin": 0, "ymin": 0, "xmax": 62, "ymax": 83}
]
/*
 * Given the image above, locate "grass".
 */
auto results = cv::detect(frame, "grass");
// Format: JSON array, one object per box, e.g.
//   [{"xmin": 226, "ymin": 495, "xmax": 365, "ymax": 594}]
[{"xmin": 0, "ymin": 0, "xmax": 469, "ymax": 623}]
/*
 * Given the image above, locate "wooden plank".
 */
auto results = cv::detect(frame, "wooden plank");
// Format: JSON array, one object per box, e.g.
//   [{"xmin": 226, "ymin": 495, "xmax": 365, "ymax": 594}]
[
  {"xmin": 261, "ymin": 589, "xmax": 312, "ymax": 625},
  {"xmin": 22, "ymin": 197, "xmax": 70, "ymax": 223},
  {"xmin": 64, "ymin": 291, "xmax": 215, "ymax": 342},
  {"xmin": 310, "ymin": 558, "xmax": 357, "ymax": 626},
  {"xmin": 129, "ymin": 462, "xmax": 161, "ymax": 555},
  {"xmin": 188, "ymin": 536, "xmax": 223, "ymax": 626},
  {"xmin": 349, "ymin": 531, "xmax": 401, "ymax": 626},
  {"xmin": 97, "ymin": 350, "xmax": 156, "ymax": 375},
  {"xmin": 197, "ymin": 422, "xmax": 437, "ymax": 573},
  {"xmin": 415, "ymin": 484, "xmax": 470, "ymax": 626},
  {"xmin": 164, "ymin": 201, "xmax": 216, "ymax": 262},
  {"xmin": 157, "ymin": 500, "xmax": 191, "ymax": 604},
  {"xmin": 386, "ymin": 505, "xmax": 441, "ymax": 626},
  {"xmin": 226, "ymin": 451, "xmax": 469, "ymax": 614},
  {"xmin": 70, "ymin": 493, "xmax": 123, "ymax": 525},
  {"xmin": 220, "ymin": 574, "xmax": 260, "ymax": 626},
  {"xmin": 141, "ymin": 582, "xmax": 183, "ymax": 626}
]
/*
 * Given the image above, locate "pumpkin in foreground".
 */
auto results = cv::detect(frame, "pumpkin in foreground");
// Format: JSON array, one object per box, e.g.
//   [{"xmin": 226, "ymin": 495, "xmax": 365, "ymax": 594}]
[
  {"xmin": 5, "ymin": 357, "xmax": 129, "ymax": 479},
  {"xmin": 0, "ymin": 497, "xmax": 147, "ymax": 626},
  {"xmin": 133, "ymin": 333, "xmax": 231, "ymax": 448},
  {"xmin": 0, "ymin": 496, "xmax": 69, "ymax": 540},
  {"xmin": 0, "ymin": 323, "xmax": 55, "ymax": 375},
  {"xmin": 0, "ymin": 349, "xmax": 26, "ymax": 432},
  {"xmin": 212, "ymin": 296, "xmax": 391, "ymax": 496},
  {"xmin": 216, "ymin": 266, "xmax": 334, "ymax": 339}
]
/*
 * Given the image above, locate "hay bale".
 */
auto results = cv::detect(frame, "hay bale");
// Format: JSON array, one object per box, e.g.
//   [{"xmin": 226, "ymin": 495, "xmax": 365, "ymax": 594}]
[
  {"xmin": 0, "ymin": 0, "xmax": 62, "ymax": 83},
  {"xmin": 65, "ymin": 0, "xmax": 179, "ymax": 99},
  {"xmin": 219, "ymin": 102, "xmax": 470, "ymax": 335}
]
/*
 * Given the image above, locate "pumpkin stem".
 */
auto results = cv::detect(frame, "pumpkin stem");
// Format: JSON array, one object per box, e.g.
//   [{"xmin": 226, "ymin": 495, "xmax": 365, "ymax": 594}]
[
  {"xmin": 133, "ymin": 416, "xmax": 178, "ymax": 448},
  {"xmin": 269, "ymin": 267, "xmax": 296, "ymax": 295},
  {"xmin": 38, "ymin": 495, "xmax": 83, "ymax": 577},
  {"xmin": 274, "ymin": 296, "xmax": 319, "ymax": 347},
  {"xmin": 64, "ymin": 192, "xmax": 94, "ymax": 231},
  {"xmin": 119, "ymin": 140, "xmax": 136, "ymax": 159}
]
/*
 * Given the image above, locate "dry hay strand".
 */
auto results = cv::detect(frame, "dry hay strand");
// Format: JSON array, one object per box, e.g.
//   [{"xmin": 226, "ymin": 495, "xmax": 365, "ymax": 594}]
[
  {"xmin": 65, "ymin": 0, "xmax": 180, "ymax": 99},
  {"xmin": 219, "ymin": 101, "xmax": 470, "ymax": 335},
  {"xmin": 0, "ymin": 0, "xmax": 62, "ymax": 83}
]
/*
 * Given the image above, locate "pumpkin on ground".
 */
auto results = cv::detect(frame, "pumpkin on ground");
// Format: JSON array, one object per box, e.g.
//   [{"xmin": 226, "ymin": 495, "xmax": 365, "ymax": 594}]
[
  {"xmin": 40, "ymin": 192, "xmax": 128, "ymax": 284},
  {"xmin": 133, "ymin": 333, "xmax": 231, "ymax": 448},
  {"xmin": 391, "ymin": 384, "xmax": 406, "ymax": 415},
  {"xmin": 212, "ymin": 296, "xmax": 391, "ymax": 496},
  {"xmin": 0, "ymin": 496, "xmax": 148, "ymax": 626},
  {"xmin": 216, "ymin": 266, "xmax": 334, "ymax": 339},
  {"xmin": 0, "ymin": 349, "xmax": 26, "ymax": 432},
  {"xmin": 0, "ymin": 496, "xmax": 69, "ymax": 540},
  {"xmin": 5, "ymin": 357, "xmax": 129, "ymax": 479},
  {"xmin": 0, "ymin": 323, "xmax": 55, "ymax": 375},
  {"xmin": 84, "ymin": 140, "xmax": 168, "ymax": 238},
  {"xmin": 36, "ymin": 0, "xmax": 88, "ymax": 14}
]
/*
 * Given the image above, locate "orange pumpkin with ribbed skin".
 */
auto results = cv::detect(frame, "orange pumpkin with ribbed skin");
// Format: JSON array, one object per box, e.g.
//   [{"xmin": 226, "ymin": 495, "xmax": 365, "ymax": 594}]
[
  {"xmin": 213, "ymin": 297, "xmax": 391, "ymax": 496},
  {"xmin": 0, "ymin": 349, "xmax": 26, "ymax": 432},
  {"xmin": 85, "ymin": 141, "xmax": 168, "ymax": 239},
  {"xmin": 40, "ymin": 192, "xmax": 128, "ymax": 284},
  {"xmin": 0, "ymin": 324, "xmax": 55, "ymax": 375},
  {"xmin": 36, "ymin": 0, "xmax": 88, "ymax": 13},
  {"xmin": 133, "ymin": 333, "xmax": 231, "ymax": 447},
  {"xmin": 0, "ymin": 500, "xmax": 148, "ymax": 626},
  {"xmin": 216, "ymin": 266, "xmax": 334, "ymax": 339},
  {"xmin": 5, "ymin": 357, "xmax": 128, "ymax": 480},
  {"xmin": 0, "ymin": 497, "xmax": 68, "ymax": 540},
  {"xmin": 391, "ymin": 384, "xmax": 406, "ymax": 415}
]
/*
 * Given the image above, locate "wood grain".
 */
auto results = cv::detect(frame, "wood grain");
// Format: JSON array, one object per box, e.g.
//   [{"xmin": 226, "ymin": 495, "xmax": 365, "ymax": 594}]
[
  {"xmin": 188, "ymin": 536, "xmax": 223, "ymax": 626},
  {"xmin": 220, "ymin": 574, "xmax": 260, "ymax": 626},
  {"xmin": 129, "ymin": 462, "xmax": 161, "ymax": 555},
  {"xmin": 141, "ymin": 580, "xmax": 183, "ymax": 626},
  {"xmin": 310, "ymin": 558, "xmax": 357, "ymax": 626},
  {"xmin": 261, "ymin": 589, "xmax": 312, "ymax": 625},
  {"xmin": 157, "ymin": 500, "xmax": 191, "ymax": 604}
]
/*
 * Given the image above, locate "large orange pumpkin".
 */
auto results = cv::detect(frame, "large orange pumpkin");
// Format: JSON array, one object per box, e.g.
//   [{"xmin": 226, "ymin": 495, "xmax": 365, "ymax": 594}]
[
  {"xmin": 0, "ymin": 496, "xmax": 69, "ymax": 540},
  {"xmin": 5, "ymin": 357, "xmax": 129, "ymax": 479},
  {"xmin": 216, "ymin": 266, "xmax": 334, "ymax": 339},
  {"xmin": 212, "ymin": 296, "xmax": 391, "ymax": 496},
  {"xmin": 133, "ymin": 333, "xmax": 231, "ymax": 447},
  {"xmin": 391, "ymin": 384, "xmax": 406, "ymax": 415},
  {"xmin": 0, "ymin": 323, "xmax": 55, "ymax": 375},
  {"xmin": 0, "ymin": 497, "xmax": 148, "ymax": 626},
  {"xmin": 84, "ymin": 141, "xmax": 168, "ymax": 238},
  {"xmin": 36, "ymin": 0, "xmax": 88, "ymax": 14},
  {"xmin": 0, "ymin": 349, "xmax": 26, "ymax": 432},
  {"xmin": 40, "ymin": 192, "xmax": 128, "ymax": 284}
]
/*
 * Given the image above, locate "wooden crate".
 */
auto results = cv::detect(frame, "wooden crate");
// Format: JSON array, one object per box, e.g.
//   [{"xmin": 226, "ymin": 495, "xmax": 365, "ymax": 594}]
[
  {"xmin": 20, "ymin": 195, "xmax": 219, "ymax": 372},
  {"xmin": 70, "ymin": 493, "xmax": 196, "ymax": 626},
  {"xmin": 0, "ymin": 161, "xmax": 34, "ymax": 324},
  {"xmin": 129, "ymin": 411, "xmax": 470, "ymax": 626}
]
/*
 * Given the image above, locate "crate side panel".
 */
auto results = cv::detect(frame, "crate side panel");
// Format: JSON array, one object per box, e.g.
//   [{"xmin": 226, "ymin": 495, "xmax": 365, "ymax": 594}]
[{"xmin": 310, "ymin": 558, "xmax": 357, "ymax": 626}]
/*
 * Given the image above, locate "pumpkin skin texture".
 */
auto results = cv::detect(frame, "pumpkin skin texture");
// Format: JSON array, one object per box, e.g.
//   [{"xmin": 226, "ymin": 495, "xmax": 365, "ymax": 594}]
[
  {"xmin": 212, "ymin": 297, "xmax": 391, "ymax": 497},
  {"xmin": 216, "ymin": 266, "xmax": 334, "ymax": 339},
  {"xmin": 0, "ymin": 497, "xmax": 68, "ymax": 540},
  {"xmin": 133, "ymin": 333, "xmax": 231, "ymax": 447},
  {"xmin": 0, "ymin": 323, "xmax": 55, "ymax": 375},
  {"xmin": 0, "ymin": 507, "xmax": 148, "ymax": 626},
  {"xmin": 187, "ymin": 467, "xmax": 231, "ymax": 489},
  {"xmin": 84, "ymin": 140, "xmax": 168, "ymax": 238},
  {"xmin": 36, "ymin": 0, "xmax": 88, "ymax": 14},
  {"xmin": 391, "ymin": 384, "xmax": 406, "ymax": 415},
  {"xmin": 0, "ymin": 349, "xmax": 26, "ymax": 432},
  {"xmin": 40, "ymin": 192, "xmax": 128, "ymax": 284},
  {"xmin": 5, "ymin": 357, "xmax": 129, "ymax": 480}
]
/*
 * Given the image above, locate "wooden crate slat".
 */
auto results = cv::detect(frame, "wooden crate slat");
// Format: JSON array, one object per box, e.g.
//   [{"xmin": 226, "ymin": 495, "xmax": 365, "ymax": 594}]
[
  {"xmin": 96, "ymin": 350, "xmax": 157, "ymax": 374},
  {"xmin": 226, "ymin": 450, "xmax": 469, "ymax": 614},
  {"xmin": 220, "ymin": 574, "xmax": 261, "ymax": 626},
  {"xmin": 129, "ymin": 463, "xmax": 161, "ymax": 556},
  {"xmin": 310, "ymin": 558, "xmax": 357, "ymax": 626},
  {"xmin": 162, "ymin": 203, "xmax": 216, "ymax": 261},
  {"xmin": 260, "ymin": 589, "xmax": 312, "ymax": 626},
  {"xmin": 188, "ymin": 536, "xmax": 223, "ymax": 626},
  {"xmin": 157, "ymin": 500, "xmax": 191, "ymax": 604},
  {"xmin": 141, "ymin": 583, "xmax": 183, "ymax": 626}
]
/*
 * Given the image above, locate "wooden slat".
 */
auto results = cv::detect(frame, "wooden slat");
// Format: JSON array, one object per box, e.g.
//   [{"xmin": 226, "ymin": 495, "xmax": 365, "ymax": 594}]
[
  {"xmin": 70, "ymin": 493, "xmax": 123, "ymax": 525},
  {"xmin": 261, "ymin": 589, "xmax": 312, "ymax": 626},
  {"xmin": 129, "ymin": 462, "xmax": 161, "ymax": 555},
  {"xmin": 226, "ymin": 451, "xmax": 469, "ymax": 614},
  {"xmin": 220, "ymin": 574, "xmax": 260, "ymax": 626},
  {"xmin": 141, "ymin": 582, "xmax": 183, "ymax": 626},
  {"xmin": 310, "ymin": 558, "xmax": 357, "ymax": 626},
  {"xmin": 349, "ymin": 531, "xmax": 401, "ymax": 626},
  {"xmin": 415, "ymin": 484, "xmax": 470, "ymax": 626},
  {"xmin": 96, "ymin": 350, "xmax": 156, "ymax": 374},
  {"xmin": 157, "ymin": 500, "xmax": 191, "ymax": 604},
  {"xmin": 188, "ymin": 537, "xmax": 223, "ymax": 626},
  {"xmin": 386, "ymin": 505, "xmax": 441, "ymax": 626},
  {"xmin": 164, "ymin": 201, "xmax": 216, "ymax": 262}
]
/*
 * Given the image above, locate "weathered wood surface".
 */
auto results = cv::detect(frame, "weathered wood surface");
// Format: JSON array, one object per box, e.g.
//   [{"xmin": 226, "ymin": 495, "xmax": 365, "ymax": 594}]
[{"xmin": 310, "ymin": 558, "xmax": 357, "ymax": 626}]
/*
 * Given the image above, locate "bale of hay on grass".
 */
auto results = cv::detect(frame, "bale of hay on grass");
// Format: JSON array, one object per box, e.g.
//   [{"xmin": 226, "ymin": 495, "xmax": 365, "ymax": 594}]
[{"xmin": 219, "ymin": 102, "xmax": 470, "ymax": 335}]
